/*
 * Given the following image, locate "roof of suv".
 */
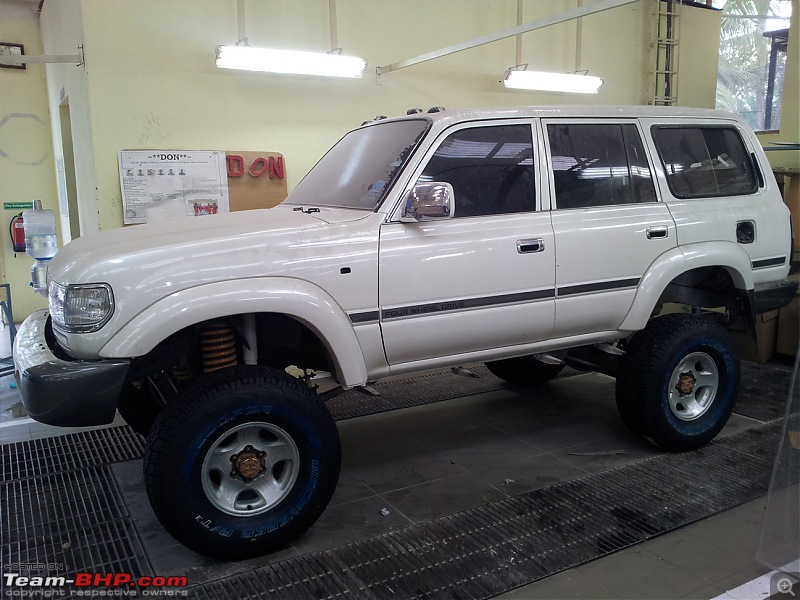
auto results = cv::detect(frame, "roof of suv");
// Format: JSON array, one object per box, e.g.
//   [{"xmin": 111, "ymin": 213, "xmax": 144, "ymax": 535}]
[{"xmin": 364, "ymin": 105, "xmax": 741, "ymax": 128}]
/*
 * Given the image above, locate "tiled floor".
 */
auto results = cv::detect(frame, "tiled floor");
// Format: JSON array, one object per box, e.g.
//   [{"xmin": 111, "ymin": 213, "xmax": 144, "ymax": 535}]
[{"xmin": 2, "ymin": 326, "xmax": 796, "ymax": 599}]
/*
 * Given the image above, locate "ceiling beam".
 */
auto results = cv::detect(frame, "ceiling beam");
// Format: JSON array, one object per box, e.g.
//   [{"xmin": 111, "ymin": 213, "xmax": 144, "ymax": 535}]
[{"xmin": 376, "ymin": 0, "xmax": 640, "ymax": 76}]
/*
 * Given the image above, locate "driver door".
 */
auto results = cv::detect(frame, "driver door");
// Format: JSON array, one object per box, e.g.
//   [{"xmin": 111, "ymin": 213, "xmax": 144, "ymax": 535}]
[{"xmin": 378, "ymin": 121, "xmax": 556, "ymax": 366}]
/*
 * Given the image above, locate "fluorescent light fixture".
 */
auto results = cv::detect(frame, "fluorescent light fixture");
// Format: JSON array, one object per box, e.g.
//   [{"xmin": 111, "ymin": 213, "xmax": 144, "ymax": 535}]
[
  {"xmin": 504, "ymin": 69, "xmax": 603, "ymax": 94},
  {"xmin": 215, "ymin": 45, "xmax": 367, "ymax": 78}
]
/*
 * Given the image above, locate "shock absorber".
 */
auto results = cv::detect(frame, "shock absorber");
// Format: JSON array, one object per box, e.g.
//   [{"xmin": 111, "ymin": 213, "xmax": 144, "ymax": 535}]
[{"xmin": 201, "ymin": 322, "xmax": 238, "ymax": 373}]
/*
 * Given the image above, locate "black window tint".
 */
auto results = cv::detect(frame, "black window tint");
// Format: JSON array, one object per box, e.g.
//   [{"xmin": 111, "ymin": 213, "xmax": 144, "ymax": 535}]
[
  {"xmin": 548, "ymin": 123, "xmax": 657, "ymax": 209},
  {"xmin": 418, "ymin": 125, "xmax": 534, "ymax": 217},
  {"xmin": 652, "ymin": 126, "xmax": 758, "ymax": 198}
]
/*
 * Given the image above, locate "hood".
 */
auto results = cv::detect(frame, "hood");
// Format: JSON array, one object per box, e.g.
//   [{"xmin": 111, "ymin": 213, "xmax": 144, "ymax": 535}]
[{"xmin": 49, "ymin": 204, "xmax": 370, "ymax": 285}]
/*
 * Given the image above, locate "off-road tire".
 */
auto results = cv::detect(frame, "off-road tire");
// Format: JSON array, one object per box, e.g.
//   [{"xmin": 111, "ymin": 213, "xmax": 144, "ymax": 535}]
[
  {"xmin": 143, "ymin": 365, "xmax": 341, "ymax": 559},
  {"xmin": 616, "ymin": 314, "xmax": 740, "ymax": 451}
]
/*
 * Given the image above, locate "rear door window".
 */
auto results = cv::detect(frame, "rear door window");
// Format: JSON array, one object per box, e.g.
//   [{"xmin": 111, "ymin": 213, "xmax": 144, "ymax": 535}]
[
  {"xmin": 547, "ymin": 123, "xmax": 657, "ymax": 210},
  {"xmin": 651, "ymin": 126, "xmax": 758, "ymax": 198}
]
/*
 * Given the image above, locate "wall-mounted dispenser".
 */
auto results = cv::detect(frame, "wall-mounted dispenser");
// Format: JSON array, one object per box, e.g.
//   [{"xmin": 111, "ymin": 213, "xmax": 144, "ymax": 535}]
[{"xmin": 23, "ymin": 200, "xmax": 58, "ymax": 296}]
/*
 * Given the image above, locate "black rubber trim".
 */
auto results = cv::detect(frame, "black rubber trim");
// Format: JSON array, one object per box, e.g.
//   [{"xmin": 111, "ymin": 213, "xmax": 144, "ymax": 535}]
[
  {"xmin": 752, "ymin": 256, "xmax": 787, "ymax": 269},
  {"xmin": 753, "ymin": 278, "xmax": 798, "ymax": 313},
  {"xmin": 348, "ymin": 310, "xmax": 380, "ymax": 324},
  {"xmin": 557, "ymin": 277, "xmax": 640, "ymax": 297},
  {"xmin": 381, "ymin": 289, "xmax": 555, "ymax": 321}
]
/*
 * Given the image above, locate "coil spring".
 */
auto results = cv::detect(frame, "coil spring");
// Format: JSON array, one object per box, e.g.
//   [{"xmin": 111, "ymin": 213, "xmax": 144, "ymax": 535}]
[
  {"xmin": 171, "ymin": 367, "xmax": 195, "ymax": 381},
  {"xmin": 201, "ymin": 322, "xmax": 237, "ymax": 373}
]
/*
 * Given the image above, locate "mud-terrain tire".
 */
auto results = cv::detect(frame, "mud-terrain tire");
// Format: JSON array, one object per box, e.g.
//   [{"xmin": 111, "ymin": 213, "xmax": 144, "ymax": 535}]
[
  {"xmin": 143, "ymin": 366, "xmax": 341, "ymax": 559},
  {"xmin": 616, "ymin": 314, "xmax": 740, "ymax": 451}
]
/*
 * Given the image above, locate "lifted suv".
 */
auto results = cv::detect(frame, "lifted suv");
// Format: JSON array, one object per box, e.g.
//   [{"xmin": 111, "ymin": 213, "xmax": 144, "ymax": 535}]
[{"xmin": 14, "ymin": 106, "xmax": 796, "ymax": 558}]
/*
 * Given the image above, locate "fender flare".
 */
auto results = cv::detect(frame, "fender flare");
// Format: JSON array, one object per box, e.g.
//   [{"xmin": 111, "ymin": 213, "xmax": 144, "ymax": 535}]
[
  {"xmin": 620, "ymin": 241, "xmax": 754, "ymax": 331},
  {"xmin": 98, "ymin": 277, "xmax": 368, "ymax": 387}
]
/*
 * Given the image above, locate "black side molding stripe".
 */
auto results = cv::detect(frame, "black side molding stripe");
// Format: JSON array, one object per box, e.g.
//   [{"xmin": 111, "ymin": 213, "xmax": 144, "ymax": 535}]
[
  {"xmin": 360, "ymin": 279, "xmax": 642, "ymax": 324},
  {"xmin": 752, "ymin": 257, "xmax": 786, "ymax": 269},
  {"xmin": 381, "ymin": 289, "xmax": 555, "ymax": 321},
  {"xmin": 558, "ymin": 277, "xmax": 641, "ymax": 297},
  {"xmin": 349, "ymin": 311, "xmax": 380, "ymax": 324}
]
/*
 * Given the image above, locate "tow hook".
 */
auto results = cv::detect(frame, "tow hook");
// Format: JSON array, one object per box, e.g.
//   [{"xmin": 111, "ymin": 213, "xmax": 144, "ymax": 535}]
[{"xmin": 229, "ymin": 445, "xmax": 267, "ymax": 482}]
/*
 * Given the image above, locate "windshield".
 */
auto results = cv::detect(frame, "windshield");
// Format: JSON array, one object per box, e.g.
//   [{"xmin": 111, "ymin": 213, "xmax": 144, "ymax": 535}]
[{"xmin": 285, "ymin": 119, "xmax": 429, "ymax": 210}]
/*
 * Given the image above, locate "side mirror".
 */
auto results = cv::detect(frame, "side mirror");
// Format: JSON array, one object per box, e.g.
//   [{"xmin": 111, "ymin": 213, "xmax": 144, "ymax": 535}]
[{"xmin": 399, "ymin": 182, "xmax": 455, "ymax": 222}]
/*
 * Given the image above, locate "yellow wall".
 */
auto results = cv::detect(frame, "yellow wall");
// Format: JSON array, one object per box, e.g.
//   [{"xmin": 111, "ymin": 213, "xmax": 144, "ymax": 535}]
[
  {"xmin": 68, "ymin": 0, "xmax": 691, "ymax": 232},
  {"xmin": 678, "ymin": 4, "xmax": 721, "ymax": 109},
  {"xmin": 6, "ymin": 0, "xmax": 722, "ymax": 320},
  {"xmin": 0, "ymin": 2, "xmax": 59, "ymax": 318}
]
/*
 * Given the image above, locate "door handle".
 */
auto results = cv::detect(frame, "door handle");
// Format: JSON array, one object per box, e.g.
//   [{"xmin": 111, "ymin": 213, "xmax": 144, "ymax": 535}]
[
  {"xmin": 646, "ymin": 226, "xmax": 668, "ymax": 239},
  {"xmin": 517, "ymin": 238, "xmax": 545, "ymax": 253}
]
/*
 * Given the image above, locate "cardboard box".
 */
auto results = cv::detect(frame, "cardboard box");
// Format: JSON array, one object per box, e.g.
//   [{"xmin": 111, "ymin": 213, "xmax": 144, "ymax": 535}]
[
  {"xmin": 751, "ymin": 309, "xmax": 779, "ymax": 363},
  {"xmin": 776, "ymin": 274, "xmax": 800, "ymax": 357}
]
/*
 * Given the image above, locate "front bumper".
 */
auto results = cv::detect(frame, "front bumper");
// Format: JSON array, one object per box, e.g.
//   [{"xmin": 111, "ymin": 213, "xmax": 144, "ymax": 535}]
[{"xmin": 13, "ymin": 310, "xmax": 130, "ymax": 427}]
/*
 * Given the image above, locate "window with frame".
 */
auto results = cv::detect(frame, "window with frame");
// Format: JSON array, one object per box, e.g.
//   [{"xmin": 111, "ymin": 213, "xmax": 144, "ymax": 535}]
[
  {"xmin": 416, "ymin": 124, "xmax": 535, "ymax": 218},
  {"xmin": 547, "ymin": 123, "xmax": 657, "ymax": 210},
  {"xmin": 651, "ymin": 126, "xmax": 758, "ymax": 198}
]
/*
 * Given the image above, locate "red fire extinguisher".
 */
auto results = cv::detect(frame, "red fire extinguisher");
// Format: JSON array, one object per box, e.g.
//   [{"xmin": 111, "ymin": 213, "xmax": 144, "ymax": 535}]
[{"xmin": 10, "ymin": 212, "xmax": 25, "ymax": 253}]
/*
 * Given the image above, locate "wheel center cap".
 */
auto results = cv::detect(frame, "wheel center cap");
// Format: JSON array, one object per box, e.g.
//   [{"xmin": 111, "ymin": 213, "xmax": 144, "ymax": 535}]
[
  {"xmin": 675, "ymin": 371, "xmax": 696, "ymax": 396},
  {"xmin": 230, "ymin": 445, "xmax": 267, "ymax": 482}
]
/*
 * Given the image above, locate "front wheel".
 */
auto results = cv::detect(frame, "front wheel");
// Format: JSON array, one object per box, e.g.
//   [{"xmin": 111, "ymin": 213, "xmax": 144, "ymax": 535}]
[
  {"xmin": 143, "ymin": 366, "xmax": 341, "ymax": 559},
  {"xmin": 616, "ymin": 314, "xmax": 740, "ymax": 451}
]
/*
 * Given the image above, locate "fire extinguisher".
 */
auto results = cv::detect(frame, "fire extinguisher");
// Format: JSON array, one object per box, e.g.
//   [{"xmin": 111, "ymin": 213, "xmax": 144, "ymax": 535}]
[{"xmin": 9, "ymin": 213, "xmax": 25, "ymax": 253}]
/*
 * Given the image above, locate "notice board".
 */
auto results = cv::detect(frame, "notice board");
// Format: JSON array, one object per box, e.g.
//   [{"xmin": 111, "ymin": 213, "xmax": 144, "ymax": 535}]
[{"xmin": 119, "ymin": 149, "xmax": 289, "ymax": 224}]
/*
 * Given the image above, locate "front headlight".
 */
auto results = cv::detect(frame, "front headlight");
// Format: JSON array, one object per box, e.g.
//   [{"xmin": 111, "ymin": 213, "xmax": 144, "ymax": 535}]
[{"xmin": 48, "ymin": 281, "xmax": 114, "ymax": 333}]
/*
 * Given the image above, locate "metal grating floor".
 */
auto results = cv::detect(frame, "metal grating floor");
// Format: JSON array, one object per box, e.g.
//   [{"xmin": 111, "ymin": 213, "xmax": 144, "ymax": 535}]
[
  {"xmin": 1, "ymin": 426, "xmax": 146, "ymax": 482},
  {"xmin": 192, "ymin": 424, "xmax": 781, "ymax": 599},
  {"xmin": 0, "ymin": 361, "xmax": 792, "ymax": 599},
  {"xmin": 1, "ymin": 465, "xmax": 153, "ymax": 582}
]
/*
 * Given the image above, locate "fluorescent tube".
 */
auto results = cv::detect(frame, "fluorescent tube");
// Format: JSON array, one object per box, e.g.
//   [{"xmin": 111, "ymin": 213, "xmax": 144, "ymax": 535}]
[
  {"xmin": 215, "ymin": 45, "xmax": 367, "ymax": 78},
  {"xmin": 504, "ymin": 69, "xmax": 603, "ymax": 94}
]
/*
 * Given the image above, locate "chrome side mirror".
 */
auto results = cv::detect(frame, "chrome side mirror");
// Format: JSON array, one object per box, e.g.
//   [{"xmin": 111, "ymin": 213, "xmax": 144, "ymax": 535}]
[{"xmin": 400, "ymin": 182, "xmax": 454, "ymax": 223}]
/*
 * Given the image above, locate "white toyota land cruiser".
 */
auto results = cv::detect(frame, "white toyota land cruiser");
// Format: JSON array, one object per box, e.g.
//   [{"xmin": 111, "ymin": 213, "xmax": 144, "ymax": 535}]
[{"xmin": 13, "ymin": 106, "xmax": 796, "ymax": 558}]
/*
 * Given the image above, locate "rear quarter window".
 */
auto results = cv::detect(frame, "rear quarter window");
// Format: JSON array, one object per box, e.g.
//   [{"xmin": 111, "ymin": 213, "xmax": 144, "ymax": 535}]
[{"xmin": 651, "ymin": 126, "xmax": 758, "ymax": 199}]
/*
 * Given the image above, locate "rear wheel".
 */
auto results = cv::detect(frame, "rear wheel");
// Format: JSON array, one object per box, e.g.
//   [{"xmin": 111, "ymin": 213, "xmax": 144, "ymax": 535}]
[
  {"xmin": 143, "ymin": 366, "xmax": 341, "ymax": 558},
  {"xmin": 485, "ymin": 355, "xmax": 565, "ymax": 387},
  {"xmin": 616, "ymin": 314, "xmax": 740, "ymax": 451}
]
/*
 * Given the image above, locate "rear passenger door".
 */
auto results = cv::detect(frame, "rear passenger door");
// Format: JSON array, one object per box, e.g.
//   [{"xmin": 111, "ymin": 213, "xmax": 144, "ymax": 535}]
[{"xmin": 542, "ymin": 119, "xmax": 676, "ymax": 337}]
